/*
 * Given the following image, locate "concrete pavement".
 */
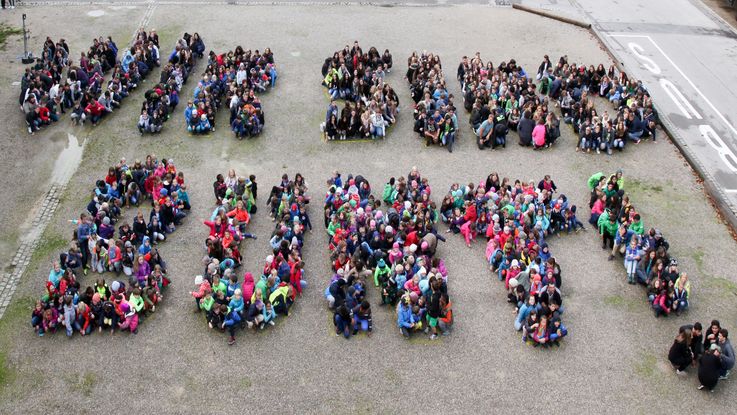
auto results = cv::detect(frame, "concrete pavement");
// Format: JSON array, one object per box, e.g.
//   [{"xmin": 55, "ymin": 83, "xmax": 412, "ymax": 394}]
[{"xmin": 521, "ymin": 0, "xmax": 737, "ymax": 228}]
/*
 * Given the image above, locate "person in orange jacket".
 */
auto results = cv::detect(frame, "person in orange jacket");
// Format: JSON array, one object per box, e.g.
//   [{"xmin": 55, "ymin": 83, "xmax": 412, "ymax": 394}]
[
  {"xmin": 226, "ymin": 200, "xmax": 257, "ymax": 239},
  {"xmin": 438, "ymin": 293, "xmax": 453, "ymax": 336}
]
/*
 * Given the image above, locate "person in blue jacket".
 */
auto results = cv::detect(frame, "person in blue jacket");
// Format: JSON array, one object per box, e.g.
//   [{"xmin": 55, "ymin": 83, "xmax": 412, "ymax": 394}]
[
  {"xmin": 195, "ymin": 113, "xmax": 211, "ymax": 133},
  {"xmin": 397, "ymin": 295, "xmax": 417, "ymax": 337},
  {"xmin": 229, "ymin": 289, "xmax": 245, "ymax": 317},
  {"xmin": 334, "ymin": 304, "xmax": 353, "ymax": 339},
  {"xmin": 549, "ymin": 317, "xmax": 568, "ymax": 345},
  {"xmin": 223, "ymin": 305, "xmax": 242, "ymax": 346},
  {"xmin": 514, "ymin": 296, "xmax": 537, "ymax": 331}
]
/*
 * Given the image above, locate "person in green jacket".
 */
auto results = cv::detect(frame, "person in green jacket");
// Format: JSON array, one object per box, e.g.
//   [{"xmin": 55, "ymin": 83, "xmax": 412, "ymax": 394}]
[
  {"xmin": 383, "ymin": 177, "xmax": 397, "ymax": 204},
  {"xmin": 374, "ymin": 259, "xmax": 391, "ymax": 287},
  {"xmin": 598, "ymin": 210, "xmax": 618, "ymax": 250},
  {"xmin": 629, "ymin": 213, "xmax": 644, "ymax": 235},
  {"xmin": 587, "ymin": 172, "xmax": 605, "ymax": 191},
  {"xmin": 199, "ymin": 292, "xmax": 215, "ymax": 312},
  {"xmin": 613, "ymin": 169, "xmax": 624, "ymax": 191},
  {"xmin": 129, "ymin": 288, "xmax": 145, "ymax": 314},
  {"xmin": 212, "ymin": 275, "xmax": 227, "ymax": 297}
]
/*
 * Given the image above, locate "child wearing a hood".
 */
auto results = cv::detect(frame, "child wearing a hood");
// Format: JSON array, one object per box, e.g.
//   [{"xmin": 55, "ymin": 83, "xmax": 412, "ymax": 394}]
[{"xmin": 117, "ymin": 302, "xmax": 138, "ymax": 334}]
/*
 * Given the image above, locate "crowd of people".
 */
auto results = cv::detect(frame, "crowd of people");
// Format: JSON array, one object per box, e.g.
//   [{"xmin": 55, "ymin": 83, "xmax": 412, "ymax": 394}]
[
  {"xmin": 457, "ymin": 53, "xmax": 658, "ymax": 153},
  {"xmin": 20, "ymin": 30, "xmax": 170, "ymax": 134},
  {"xmin": 71, "ymin": 31, "xmax": 160, "ymax": 127},
  {"xmin": 321, "ymin": 41, "xmax": 398, "ymax": 140},
  {"xmin": 407, "ymin": 51, "xmax": 459, "ymax": 152},
  {"xmin": 668, "ymin": 320, "xmax": 734, "ymax": 392},
  {"xmin": 323, "ymin": 168, "xmax": 453, "ymax": 339},
  {"xmin": 442, "ymin": 173, "xmax": 571, "ymax": 346},
  {"xmin": 31, "ymin": 156, "xmax": 189, "ymax": 337},
  {"xmin": 185, "ymin": 47, "xmax": 276, "ymax": 138},
  {"xmin": 192, "ymin": 171, "xmax": 308, "ymax": 345},
  {"xmin": 588, "ymin": 170, "xmax": 691, "ymax": 317},
  {"xmin": 138, "ymin": 32, "xmax": 203, "ymax": 134}
]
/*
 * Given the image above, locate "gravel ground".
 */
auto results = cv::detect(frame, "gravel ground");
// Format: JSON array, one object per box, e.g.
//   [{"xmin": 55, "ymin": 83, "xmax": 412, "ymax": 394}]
[{"xmin": 0, "ymin": 4, "xmax": 736, "ymax": 414}]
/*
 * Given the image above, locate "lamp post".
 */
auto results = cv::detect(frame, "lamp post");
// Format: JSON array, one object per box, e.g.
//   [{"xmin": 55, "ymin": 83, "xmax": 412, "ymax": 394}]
[{"xmin": 21, "ymin": 13, "xmax": 34, "ymax": 64}]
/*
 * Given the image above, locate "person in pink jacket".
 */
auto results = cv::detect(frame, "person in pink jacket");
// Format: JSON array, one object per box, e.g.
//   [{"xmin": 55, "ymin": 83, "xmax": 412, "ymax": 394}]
[
  {"xmin": 460, "ymin": 220, "xmax": 477, "ymax": 247},
  {"xmin": 532, "ymin": 118, "xmax": 547, "ymax": 149},
  {"xmin": 241, "ymin": 272, "xmax": 255, "ymax": 304},
  {"xmin": 190, "ymin": 275, "xmax": 212, "ymax": 310}
]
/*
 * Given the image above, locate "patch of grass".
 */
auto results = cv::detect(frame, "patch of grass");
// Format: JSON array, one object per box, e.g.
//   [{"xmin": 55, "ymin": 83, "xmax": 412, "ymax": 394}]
[
  {"xmin": 30, "ymin": 231, "xmax": 69, "ymax": 267},
  {"xmin": 634, "ymin": 352, "xmax": 657, "ymax": 378},
  {"xmin": 353, "ymin": 398, "xmax": 373, "ymax": 415},
  {"xmin": 0, "ymin": 25, "xmax": 22, "ymax": 51},
  {"xmin": 239, "ymin": 377, "xmax": 252, "ymax": 388},
  {"xmin": 383, "ymin": 368, "xmax": 400, "ymax": 385},
  {"xmin": 68, "ymin": 372, "xmax": 97, "ymax": 397},
  {"xmin": 691, "ymin": 249, "xmax": 705, "ymax": 270},
  {"xmin": 0, "ymin": 296, "xmax": 36, "ymax": 395},
  {"xmin": 703, "ymin": 276, "xmax": 737, "ymax": 298},
  {"xmin": 629, "ymin": 178, "xmax": 664, "ymax": 195},
  {"xmin": 603, "ymin": 294, "xmax": 640, "ymax": 312},
  {"xmin": 0, "ymin": 351, "xmax": 16, "ymax": 392}
]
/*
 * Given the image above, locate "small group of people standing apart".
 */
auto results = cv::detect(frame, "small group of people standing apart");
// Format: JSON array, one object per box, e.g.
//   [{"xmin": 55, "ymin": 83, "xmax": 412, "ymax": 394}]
[
  {"xmin": 407, "ymin": 51, "xmax": 459, "ymax": 152},
  {"xmin": 324, "ymin": 168, "xmax": 452, "ymax": 340},
  {"xmin": 32, "ymin": 156, "xmax": 189, "ymax": 337},
  {"xmin": 588, "ymin": 170, "xmax": 691, "ymax": 317},
  {"xmin": 322, "ymin": 41, "xmax": 398, "ymax": 140},
  {"xmin": 192, "ymin": 172, "xmax": 309, "ymax": 345},
  {"xmin": 668, "ymin": 320, "xmax": 734, "ymax": 392},
  {"xmin": 184, "ymin": 46, "xmax": 276, "ymax": 137},
  {"xmin": 442, "ymin": 173, "xmax": 571, "ymax": 347}
]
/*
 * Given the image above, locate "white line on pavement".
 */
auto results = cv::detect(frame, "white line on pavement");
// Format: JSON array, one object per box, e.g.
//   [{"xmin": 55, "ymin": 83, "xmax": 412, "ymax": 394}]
[{"xmin": 608, "ymin": 33, "xmax": 737, "ymax": 138}]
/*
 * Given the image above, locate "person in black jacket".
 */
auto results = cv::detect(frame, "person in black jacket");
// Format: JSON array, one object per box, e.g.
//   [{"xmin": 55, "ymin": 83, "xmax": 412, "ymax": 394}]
[
  {"xmin": 680, "ymin": 322, "xmax": 704, "ymax": 364},
  {"xmin": 518, "ymin": 110, "xmax": 534, "ymax": 146},
  {"xmin": 669, "ymin": 329, "xmax": 693, "ymax": 374},
  {"xmin": 492, "ymin": 114, "xmax": 509, "ymax": 149},
  {"xmin": 207, "ymin": 304, "xmax": 227, "ymax": 331},
  {"xmin": 352, "ymin": 300, "xmax": 373, "ymax": 336},
  {"xmin": 698, "ymin": 345, "xmax": 722, "ymax": 391},
  {"xmin": 427, "ymin": 278, "xmax": 443, "ymax": 340}
]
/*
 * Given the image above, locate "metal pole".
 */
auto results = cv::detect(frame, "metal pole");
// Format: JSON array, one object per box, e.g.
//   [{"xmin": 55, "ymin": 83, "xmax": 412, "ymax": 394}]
[
  {"xmin": 20, "ymin": 13, "xmax": 34, "ymax": 63},
  {"xmin": 21, "ymin": 14, "xmax": 27, "ymax": 59}
]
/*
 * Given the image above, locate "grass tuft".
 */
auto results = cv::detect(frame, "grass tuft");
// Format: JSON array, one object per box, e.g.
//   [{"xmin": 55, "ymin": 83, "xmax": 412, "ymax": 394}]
[
  {"xmin": 634, "ymin": 352, "xmax": 657, "ymax": 378},
  {"xmin": 0, "ymin": 25, "xmax": 22, "ymax": 51},
  {"xmin": 0, "ymin": 296, "xmax": 35, "ymax": 394}
]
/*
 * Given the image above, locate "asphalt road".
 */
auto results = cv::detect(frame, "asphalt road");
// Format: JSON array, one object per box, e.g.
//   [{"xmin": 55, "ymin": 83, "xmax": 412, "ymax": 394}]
[{"xmin": 520, "ymin": 0, "xmax": 737, "ymax": 227}]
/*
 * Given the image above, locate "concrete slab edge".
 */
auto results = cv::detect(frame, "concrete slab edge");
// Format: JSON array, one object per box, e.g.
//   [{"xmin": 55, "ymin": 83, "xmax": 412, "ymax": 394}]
[{"xmin": 511, "ymin": 3, "xmax": 591, "ymax": 29}]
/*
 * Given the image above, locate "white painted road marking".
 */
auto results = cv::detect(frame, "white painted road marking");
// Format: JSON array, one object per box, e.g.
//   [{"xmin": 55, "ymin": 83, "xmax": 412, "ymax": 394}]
[
  {"xmin": 659, "ymin": 78, "xmax": 701, "ymax": 120},
  {"xmin": 610, "ymin": 33, "xmax": 737, "ymax": 138}
]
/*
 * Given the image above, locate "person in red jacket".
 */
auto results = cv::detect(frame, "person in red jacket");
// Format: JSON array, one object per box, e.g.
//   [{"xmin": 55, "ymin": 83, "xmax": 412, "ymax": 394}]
[
  {"xmin": 37, "ymin": 105, "xmax": 51, "ymax": 126},
  {"xmin": 203, "ymin": 216, "xmax": 227, "ymax": 239},
  {"xmin": 438, "ymin": 293, "xmax": 453, "ymax": 335},
  {"xmin": 74, "ymin": 302, "xmax": 92, "ymax": 335},
  {"xmin": 85, "ymin": 99, "xmax": 105, "ymax": 125}
]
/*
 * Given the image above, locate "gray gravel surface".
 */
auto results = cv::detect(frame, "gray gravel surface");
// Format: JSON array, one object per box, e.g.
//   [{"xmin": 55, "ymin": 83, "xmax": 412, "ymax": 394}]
[{"xmin": 0, "ymin": 5, "xmax": 735, "ymax": 414}]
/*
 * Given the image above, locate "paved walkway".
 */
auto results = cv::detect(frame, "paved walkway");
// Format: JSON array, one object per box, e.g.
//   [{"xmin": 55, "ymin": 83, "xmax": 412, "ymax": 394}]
[
  {"xmin": 0, "ymin": 184, "xmax": 64, "ymax": 318},
  {"xmin": 522, "ymin": 0, "xmax": 737, "ymax": 227}
]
